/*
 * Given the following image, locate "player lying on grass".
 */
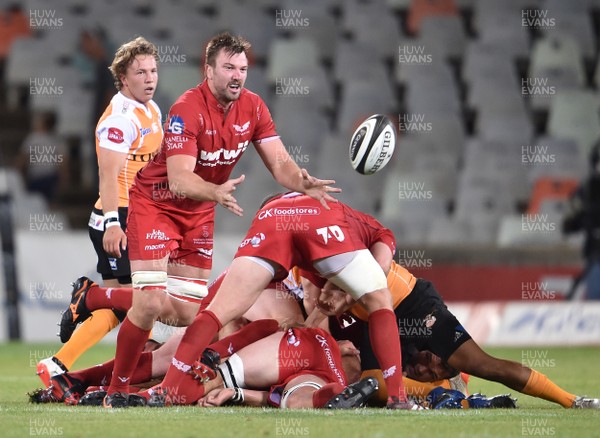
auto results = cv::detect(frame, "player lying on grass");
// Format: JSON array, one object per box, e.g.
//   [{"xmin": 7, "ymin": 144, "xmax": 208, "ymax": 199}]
[
  {"xmin": 31, "ymin": 320, "xmax": 379, "ymax": 409},
  {"xmin": 306, "ymin": 260, "xmax": 600, "ymax": 409}
]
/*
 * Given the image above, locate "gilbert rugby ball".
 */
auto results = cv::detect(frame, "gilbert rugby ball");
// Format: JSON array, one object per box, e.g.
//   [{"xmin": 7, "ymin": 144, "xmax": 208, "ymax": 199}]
[{"xmin": 349, "ymin": 114, "xmax": 396, "ymax": 175}]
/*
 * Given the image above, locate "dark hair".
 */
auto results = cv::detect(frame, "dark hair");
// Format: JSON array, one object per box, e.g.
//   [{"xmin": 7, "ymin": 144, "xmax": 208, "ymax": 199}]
[
  {"xmin": 205, "ymin": 32, "xmax": 251, "ymax": 67},
  {"xmin": 259, "ymin": 192, "xmax": 284, "ymax": 209}
]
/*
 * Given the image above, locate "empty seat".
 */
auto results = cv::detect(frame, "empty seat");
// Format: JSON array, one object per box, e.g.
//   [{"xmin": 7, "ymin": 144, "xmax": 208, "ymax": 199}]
[
  {"xmin": 406, "ymin": 0, "xmax": 459, "ymax": 36},
  {"xmin": 529, "ymin": 34, "xmax": 586, "ymax": 88},
  {"xmin": 497, "ymin": 213, "xmax": 563, "ymax": 247},
  {"xmin": 336, "ymin": 81, "xmax": 397, "ymax": 135},
  {"xmin": 418, "ymin": 15, "xmax": 467, "ymax": 59},
  {"xmin": 547, "ymin": 90, "xmax": 600, "ymax": 155},
  {"xmin": 525, "ymin": 136, "xmax": 587, "ymax": 184},
  {"xmin": 267, "ymin": 37, "xmax": 321, "ymax": 84}
]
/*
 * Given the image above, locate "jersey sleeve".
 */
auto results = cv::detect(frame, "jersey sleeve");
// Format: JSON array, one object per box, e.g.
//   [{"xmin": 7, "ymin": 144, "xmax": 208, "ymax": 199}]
[
  {"xmin": 252, "ymin": 96, "xmax": 278, "ymax": 142},
  {"xmin": 372, "ymin": 227, "xmax": 397, "ymax": 256},
  {"xmin": 163, "ymin": 100, "xmax": 203, "ymax": 158},
  {"xmin": 96, "ymin": 115, "xmax": 138, "ymax": 154}
]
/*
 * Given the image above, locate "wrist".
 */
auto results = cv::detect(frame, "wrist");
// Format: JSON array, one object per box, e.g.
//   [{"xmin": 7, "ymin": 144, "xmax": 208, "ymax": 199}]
[
  {"xmin": 230, "ymin": 387, "xmax": 245, "ymax": 404},
  {"xmin": 103, "ymin": 211, "xmax": 120, "ymax": 229}
]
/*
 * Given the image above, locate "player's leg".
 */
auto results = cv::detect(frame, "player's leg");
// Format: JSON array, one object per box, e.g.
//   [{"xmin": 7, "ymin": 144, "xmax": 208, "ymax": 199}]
[
  {"xmin": 242, "ymin": 287, "xmax": 304, "ymax": 326},
  {"xmin": 447, "ymin": 339, "xmax": 578, "ymax": 408},
  {"xmin": 159, "ymin": 256, "xmax": 277, "ymax": 404},
  {"xmin": 314, "ymin": 249, "xmax": 413, "ymax": 409}
]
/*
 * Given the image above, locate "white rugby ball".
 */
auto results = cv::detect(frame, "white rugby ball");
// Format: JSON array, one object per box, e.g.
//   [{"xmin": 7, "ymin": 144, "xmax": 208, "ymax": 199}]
[{"xmin": 349, "ymin": 114, "xmax": 396, "ymax": 175}]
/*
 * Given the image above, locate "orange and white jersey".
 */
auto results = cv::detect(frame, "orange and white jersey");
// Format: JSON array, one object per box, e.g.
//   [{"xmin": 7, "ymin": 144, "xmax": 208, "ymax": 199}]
[{"xmin": 94, "ymin": 92, "xmax": 162, "ymax": 209}]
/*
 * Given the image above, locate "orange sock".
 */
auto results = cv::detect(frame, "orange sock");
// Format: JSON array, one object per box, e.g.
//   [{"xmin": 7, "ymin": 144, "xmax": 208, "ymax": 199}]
[
  {"xmin": 522, "ymin": 369, "xmax": 576, "ymax": 408},
  {"xmin": 404, "ymin": 377, "xmax": 447, "ymax": 400},
  {"xmin": 54, "ymin": 309, "xmax": 120, "ymax": 369}
]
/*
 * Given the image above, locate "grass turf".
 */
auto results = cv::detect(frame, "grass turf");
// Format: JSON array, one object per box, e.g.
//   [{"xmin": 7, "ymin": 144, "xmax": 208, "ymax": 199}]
[{"xmin": 1, "ymin": 342, "xmax": 598, "ymax": 437}]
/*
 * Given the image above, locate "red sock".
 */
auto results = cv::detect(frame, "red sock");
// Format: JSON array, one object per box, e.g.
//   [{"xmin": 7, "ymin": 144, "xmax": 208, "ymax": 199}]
[
  {"xmin": 208, "ymin": 319, "xmax": 279, "ymax": 358},
  {"xmin": 369, "ymin": 308, "xmax": 406, "ymax": 402},
  {"xmin": 70, "ymin": 362, "xmax": 114, "ymax": 387},
  {"xmin": 107, "ymin": 317, "xmax": 150, "ymax": 395},
  {"xmin": 86, "ymin": 285, "xmax": 133, "ymax": 312},
  {"xmin": 160, "ymin": 310, "xmax": 222, "ymax": 405},
  {"xmin": 312, "ymin": 383, "xmax": 345, "ymax": 407}
]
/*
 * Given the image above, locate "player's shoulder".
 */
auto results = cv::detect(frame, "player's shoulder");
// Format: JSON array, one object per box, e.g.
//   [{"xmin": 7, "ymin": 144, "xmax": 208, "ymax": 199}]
[{"xmin": 240, "ymin": 87, "xmax": 267, "ymax": 107}]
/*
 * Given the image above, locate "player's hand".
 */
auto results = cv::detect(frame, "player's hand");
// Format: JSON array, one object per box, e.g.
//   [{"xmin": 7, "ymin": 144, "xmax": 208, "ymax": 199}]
[
  {"xmin": 215, "ymin": 174, "xmax": 245, "ymax": 217},
  {"xmin": 299, "ymin": 168, "xmax": 340, "ymax": 210},
  {"xmin": 197, "ymin": 388, "xmax": 234, "ymax": 407},
  {"xmin": 316, "ymin": 282, "xmax": 354, "ymax": 316},
  {"xmin": 103, "ymin": 225, "xmax": 127, "ymax": 258}
]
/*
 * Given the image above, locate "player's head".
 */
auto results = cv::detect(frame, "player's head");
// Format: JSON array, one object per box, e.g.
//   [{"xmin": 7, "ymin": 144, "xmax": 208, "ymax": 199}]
[
  {"xmin": 404, "ymin": 350, "xmax": 458, "ymax": 382},
  {"xmin": 109, "ymin": 36, "xmax": 159, "ymax": 104},
  {"xmin": 204, "ymin": 32, "xmax": 251, "ymax": 106}
]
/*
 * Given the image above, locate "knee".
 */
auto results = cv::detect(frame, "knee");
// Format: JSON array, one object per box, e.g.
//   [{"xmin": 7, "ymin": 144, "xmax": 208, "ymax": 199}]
[
  {"xmin": 135, "ymin": 291, "xmax": 167, "ymax": 318},
  {"xmin": 358, "ymin": 289, "xmax": 393, "ymax": 313}
]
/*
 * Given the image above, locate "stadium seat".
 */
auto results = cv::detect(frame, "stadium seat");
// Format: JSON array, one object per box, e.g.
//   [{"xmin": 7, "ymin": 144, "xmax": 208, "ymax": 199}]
[
  {"xmin": 547, "ymin": 89, "xmax": 600, "ymax": 155},
  {"xmin": 474, "ymin": 7, "xmax": 530, "ymax": 59},
  {"xmin": 155, "ymin": 63, "xmax": 202, "ymax": 111},
  {"xmin": 336, "ymin": 81, "xmax": 397, "ymax": 135},
  {"xmin": 529, "ymin": 34, "xmax": 586, "ymax": 88},
  {"xmin": 476, "ymin": 109, "xmax": 534, "ymax": 144},
  {"xmin": 462, "ymin": 41, "xmax": 513, "ymax": 84},
  {"xmin": 525, "ymin": 136, "xmax": 587, "ymax": 184},
  {"xmin": 538, "ymin": 8, "xmax": 595, "ymax": 59},
  {"xmin": 497, "ymin": 213, "xmax": 563, "ymax": 247},
  {"xmin": 426, "ymin": 216, "xmax": 470, "ymax": 245},
  {"xmin": 333, "ymin": 39, "xmax": 390, "ymax": 84},
  {"xmin": 267, "ymin": 37, "xmax": 321, "ymax": 84},
  {"xmin": 418, "ymin": 15, "xmax": 467, "ymax": 60},
  {"xmin": 526, "ymin": 176, "xmax": 579, "ymax": 215},
  {"xmin": 406, "ymin": 0, "xmax": 459, "ymax": 36}
]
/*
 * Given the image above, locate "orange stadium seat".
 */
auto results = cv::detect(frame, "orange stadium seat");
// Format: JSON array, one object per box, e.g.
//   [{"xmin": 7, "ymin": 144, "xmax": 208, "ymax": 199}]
[
  {"xmin": 526, "ymin": 177, "xmax": 579, "ymax": 215},
  {"xmin": 406, "ymin": 0, "xmax": 459, "ymax": 36}
]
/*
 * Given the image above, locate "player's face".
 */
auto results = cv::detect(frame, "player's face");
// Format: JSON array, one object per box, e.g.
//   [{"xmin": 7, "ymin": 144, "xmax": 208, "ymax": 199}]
[
  {"xmin": 206, "ymin": 49, "xmax": 248, "ymax": 107},
  {"xmin": 404, "ymin": 351, "xmax": 455, "ymax": 382},
  {"xmin": 120, "ymin": 54, "xmax": 158, "ymax": 105}
]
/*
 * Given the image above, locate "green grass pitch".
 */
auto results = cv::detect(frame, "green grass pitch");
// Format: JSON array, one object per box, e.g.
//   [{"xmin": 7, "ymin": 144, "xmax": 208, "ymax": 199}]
[{"xmin": 1, "ymin": 342, "xmax": 598, "ymax": 437}]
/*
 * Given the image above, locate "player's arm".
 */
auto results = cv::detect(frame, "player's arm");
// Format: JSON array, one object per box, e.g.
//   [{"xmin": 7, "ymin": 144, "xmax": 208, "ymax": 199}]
[
  {"xmin": 198, "ymin": 387, "xmax": 268, "ymax": 407},
  {"xmin": 166, "ymin": 154, "xmax": 245, "ymax": 216},
  {"xmin": 370, "ymin": 241, "xmax": 394, "ymax": 275},
  {"xmin": 254, "ymin": 137, "xmax": 340, "ymax": 209},
  {"xmin": 98, "ymin": 147, "xmax": 128, "ymax": 257}
]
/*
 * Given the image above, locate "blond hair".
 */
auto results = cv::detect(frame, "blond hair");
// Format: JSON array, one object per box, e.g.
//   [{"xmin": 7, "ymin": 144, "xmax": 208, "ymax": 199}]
[{"xmin": 109, "ymin": 36, "xmax": 158, "ymax": 90}]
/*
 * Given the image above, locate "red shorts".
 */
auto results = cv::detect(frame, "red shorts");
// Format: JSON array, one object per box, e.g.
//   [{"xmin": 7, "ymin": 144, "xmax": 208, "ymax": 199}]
[
  {"xmin": 127, "ymin": 189, "xmax": 215, "ymax": 270},
  {"xmin": 235, "ymin": 195, "xmax": 365, "ymax": 274},
  {"xmin": 268, "ymin": 327, "xmax": 347, "ymax": 407}
]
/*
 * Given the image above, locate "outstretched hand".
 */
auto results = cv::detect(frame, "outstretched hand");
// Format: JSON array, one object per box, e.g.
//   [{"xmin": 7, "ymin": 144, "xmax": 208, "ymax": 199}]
[
  {"xmin": 299, "ymin": 168, "xmax": 341, "ymax": 210},
  {"xmin": 215, "ymin": 174, "xmax": 245, "ymax": 216}
]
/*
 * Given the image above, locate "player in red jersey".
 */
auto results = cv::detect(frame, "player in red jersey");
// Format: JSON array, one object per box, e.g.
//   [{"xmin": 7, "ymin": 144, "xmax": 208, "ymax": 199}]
[
  {"xmin": 95, "ymin": 32, "xmax": 338, "ymax": 408},
  {"xmin": 156, "ymin": 192, "xmax": 420, "ymax": 410}
]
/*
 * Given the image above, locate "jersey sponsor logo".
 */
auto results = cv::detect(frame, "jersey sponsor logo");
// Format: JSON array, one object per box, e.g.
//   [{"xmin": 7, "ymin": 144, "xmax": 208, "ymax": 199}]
[
  {"xmin": 140, "ymin": 127, "xmax": 152, "ymax": 136},
  {"xmin": 108, "ymin": 258, "xmax": 118, "ymax": 271},
  {"xmin": 340, "ymin": 313, "xmax": 356, "ymax": 328},
  {"xmin": 382, "ymin": 365, "xmax": 397, "ymax": 379},
  {"xmin": 127, "ymin": 151, "xmax": 156, "ymax": 162},
  {"xmin": 205, "ymin": 129, "xmax": 216, "ymax": 135},
  {"xmin": 233, "ymin": 121, "xmax": 250, "ymax": 134},
  {"xmin": 146, "ymin": 229, "xmax": 167, "ymax": 240},
  {"xmin": 199, "ymin": 141, "xmax": 249, "ymax": 165},
  {"xmin": 167, "ymin": 115, "xmax": 184, "ymax": 134},
  {"xmin": 286, "ymin": 329, "xmax": 300, "ymax": 346},
  {"xmin": 107, "ymin": 127, "xmax": 124, "ymax": 144},
  {"xmin": 258, "ymin": 206, "xmax": 321, "ymax": 220},
  {"xmin": 424, "ymin": 314, "xmax": 437, "ymax": 328},
  {"xmin": 315, "ymin": 334, "xmax": 345, "ymax": 385},
  {"xmin": 152, "ymin": 122, "xmax": 160, "ymax": 133},
  {"xmin": 144, "ymin": 243, "xmax": 166, "ymax": 251},
  {"xmin": 165, "ymin": 137, "xmax": 184, "ymax": 151},
  {"xmin": 239, "ymin": 232, "xmax": 265, "ymax": 248},
  {"xmin": 172, "ymin": 357, "xmax": 191, "ymax": 373},
  {"xmin": 198, "ymin": 248, "xmax": 213, "ymax": 258}
]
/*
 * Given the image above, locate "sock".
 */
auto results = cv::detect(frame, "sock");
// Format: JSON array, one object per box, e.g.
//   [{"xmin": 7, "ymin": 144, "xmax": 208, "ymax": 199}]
[
  {"xmin": 368, "ymin": 308, "xmax": 406, "ymax": 402},
  {"xmin": 404, "ymin": 377, "xmax": 444, "ymax": 400},
  {"xmin": 107, "ymin": 317, "xmax": 150, "ymax": 395},
  {"xmin": 86, "ymin": 285, "xmax": 133, "ymax": 313},
  {"xmin": 54, "ymin": 309, "xmax": 120, "ymax": 369},
  {"xmin": 160, "ymin": 310, "xmax": 222, "ymax": 404},
  {"xmin": 312, "ymin": 382, "xmax": 345, "ymax": 408},
  {"xmin": 522, "ymin": 369, "xmax": 576, "ymax": 408},
  {"xmin": 131, "ymin": 352, "xmax": 153, "ymax": 384},
  {"xmin": 208, "ymin": 319, "xmax": 280, "ymax": 358}
]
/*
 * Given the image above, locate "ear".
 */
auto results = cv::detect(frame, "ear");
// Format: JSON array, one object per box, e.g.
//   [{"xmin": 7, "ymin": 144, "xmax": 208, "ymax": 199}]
[
  {"xmin": 205, "ymin": 64, "xmax": 212, "ymax": 80},
  {"xmin": 120, "ymin": 74, "xmax": 128, "ymax": 89}
]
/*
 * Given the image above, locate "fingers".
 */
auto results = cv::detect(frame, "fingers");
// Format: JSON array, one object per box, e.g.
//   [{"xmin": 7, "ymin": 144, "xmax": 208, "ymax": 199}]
[{"xmin": 231, "ymin": 174, "xmax": 245, "ymax": 186}]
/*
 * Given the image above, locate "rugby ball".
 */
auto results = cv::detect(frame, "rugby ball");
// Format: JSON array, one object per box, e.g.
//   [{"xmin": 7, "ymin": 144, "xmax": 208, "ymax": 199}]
[{"xmin": 349, "ymin": 114, "xmax": 396, "ymax": 175}]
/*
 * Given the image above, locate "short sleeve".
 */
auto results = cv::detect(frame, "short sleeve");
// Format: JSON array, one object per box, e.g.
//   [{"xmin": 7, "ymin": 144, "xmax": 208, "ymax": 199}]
[
  {"xmin": 163, "ymin": 100, "xmax": 202, "ymax": 158},
  {"xmin": 252, "ymin": 96, "xmax": 278, "ymax": 142},
  {"xmin": 97, "ymin": 115, "xmax": 138, "ymax": 154}
]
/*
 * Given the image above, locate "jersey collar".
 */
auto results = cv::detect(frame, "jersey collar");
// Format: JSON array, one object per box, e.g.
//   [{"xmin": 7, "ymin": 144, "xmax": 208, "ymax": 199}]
[
  {"xmin": 199, "ymin": 80, "xmax": 236, "ymax": 115},
  {"xmin": 117, "ymin": 92, "xmax": 153, "ymax": 117}
]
